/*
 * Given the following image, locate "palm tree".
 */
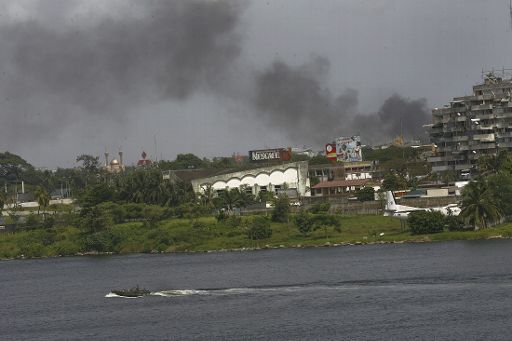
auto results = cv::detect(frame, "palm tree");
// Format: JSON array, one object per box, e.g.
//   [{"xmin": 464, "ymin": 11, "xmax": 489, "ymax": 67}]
[
  {"xmin": 460, "ymin": 178, "xmax": 501, "ymax": 230},
  {"xmin": 198, "ymin": 185, "xmax": 215, "ymax": 209},
  {"xmin": 219, "ymin": 188, "xmax": 242, "ymax": 214},
  {"xmin": 34, "ymin": 186, "xmax": 51, "ymax": 216},
  {"xmin": 0, "ymin": 191, "xmax": 5, "ymax": 217},
  {"xmin": 477, "ymin": 150, "xmax": 512, "ymax": 176}
]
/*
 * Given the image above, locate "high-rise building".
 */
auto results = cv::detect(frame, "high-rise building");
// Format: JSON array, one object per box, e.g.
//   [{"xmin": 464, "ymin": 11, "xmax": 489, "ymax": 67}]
[{"xmin": 428, "ymin": 71, "xmax": 512, "ymax": 174}]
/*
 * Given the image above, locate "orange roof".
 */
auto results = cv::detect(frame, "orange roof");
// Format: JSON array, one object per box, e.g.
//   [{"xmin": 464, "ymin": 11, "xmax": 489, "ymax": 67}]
[{"xmin": 312, "ymin": 179, "xmax": 370, "ymax": 189}]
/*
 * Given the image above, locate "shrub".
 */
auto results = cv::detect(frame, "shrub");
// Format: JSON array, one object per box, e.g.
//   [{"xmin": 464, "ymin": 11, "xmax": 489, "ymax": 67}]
[
  {"xmin": 356, "ymin": 187, "xmax": 375, "ymax": 202},
  {"xmin": 98, "ymin": 202, "xmax": 127, "ymax": 224},
  {"xmin": 247, "ymin": 216, "xmax": 272, "ymax": 240},
  {"xmin": 311, "ymin": 213, "xmax": 338, "ymax": 228},
  {"xmin": 444, "ymin": 215, "xmax": 465, "ymax": 231},
  {"xmin": 191, "ymin": 220, "xmax": 207, "ymax": 230},
  {"xmin": 294, "ymin": 210, "xmax": 314, "ymax": 236},
  {"xmin": 271, "ymin": 195, "xmax": 290, "ymax": 223},
  {"xmin": 52, "ymin": 240, "xmax": 81, "ymax": 256},
  {"xmin": 123, "ymin": 203, "xmax": 145, "ymax": 220},
  {"xmin": 225, "ymin": 215, "xmax": 242, "ymax": 228},
  {"xmin": 42, "ymin": 215, "xmax": 55, "ymax": 229},
  {"xmin": 142, "ymin": 205, "xmax": 164, "ymax": 228},
  {"xmin": 82, "ymin": 231, "xmax": 117, "ymax": 252},
  {"xmin": 25, "ymin": 214, "xmax": 42, "ymax": 230},
  {"xmin": 309, "ymin": 202, "xmax": 330, "ymax": 213},
  {"xmin": 79, "ymin": 205, "xmax": 112, "ymax": 233},
  {"xmin": 408, "ymin": 211, "xmax": 445, "ymax": 235},
  {"xmin": 216, "ymin": 210, "xmax": 228, "ymax": 222}
]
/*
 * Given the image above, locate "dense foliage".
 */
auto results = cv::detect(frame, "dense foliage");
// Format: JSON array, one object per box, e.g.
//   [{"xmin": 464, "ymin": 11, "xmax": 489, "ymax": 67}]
[
  {"xmin": 246, "ymin": 216, "xmax": 272, "ymax": 240},
  {"xmin": 408, "ymin": 211, "xmax": 446, "ymax": 234},
  {"xmin": 271, "ymin": 195, "xmax": 291, "ymax": 223},
  {"xmin": 356, "ymin": 187, "xmax": 375, "ymax": 202}
]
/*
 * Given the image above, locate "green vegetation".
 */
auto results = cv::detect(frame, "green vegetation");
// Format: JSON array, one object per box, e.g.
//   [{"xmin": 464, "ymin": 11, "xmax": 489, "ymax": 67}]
[
  {"xmin": 356, "ymin": 186, "xmax": 375, "ymax": 202},
  {"xmin": 408, "ymin": 211, "xmax": 446, "ymax": 234},
  {"xmin": 6, "ymin": 148, "xmax": 512, "ymax": 260},
  {"xmin": 5, "ymin": 213, "xmax": 512, "ymax": 259}
]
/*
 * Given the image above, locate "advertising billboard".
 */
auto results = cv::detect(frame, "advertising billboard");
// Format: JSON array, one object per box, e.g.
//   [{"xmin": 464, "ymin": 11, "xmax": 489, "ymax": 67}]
[
  {"xmin": 249, "ymin": 148, "xmax": 292, "ymax": 163},
  {"xmin": 335, "ymin": 136, "xmax": 362, "ymax": 162},
  {"xmin": 325, "ymin": 143, "xmax": 337, "ymax": 161}
]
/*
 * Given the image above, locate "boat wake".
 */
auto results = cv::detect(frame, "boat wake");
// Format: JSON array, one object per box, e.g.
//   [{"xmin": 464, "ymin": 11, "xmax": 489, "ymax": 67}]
[
  {"xmin": 105, "ymin": 292, "xmax": 141, "ymax": 299},
  {"xmin": 106, "ymin": 275, "xmax": 512, "ymax": 299}
]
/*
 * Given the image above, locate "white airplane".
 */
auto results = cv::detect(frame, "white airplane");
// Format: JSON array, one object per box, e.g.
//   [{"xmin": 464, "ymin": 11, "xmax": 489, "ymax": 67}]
[{"xmin": 383, "ymin": 191, "xmax": 461, "ymax": 218}]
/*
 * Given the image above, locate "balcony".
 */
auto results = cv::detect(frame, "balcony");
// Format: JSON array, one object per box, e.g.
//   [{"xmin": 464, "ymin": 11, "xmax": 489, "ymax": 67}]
[
  {"xmin": 496, "ymin": 132, "xmax": 512, "ymax": 138},
  {"xmin": 471, "ymin": 104, "xmax": 493, "ymax": 111},
  {"xmin": 470, "ymin": 143, "xmax": 496, "ymax": 150},
  {"xmin": 472, "ymin": 133, "xmax": 495, "ymax": 142}
]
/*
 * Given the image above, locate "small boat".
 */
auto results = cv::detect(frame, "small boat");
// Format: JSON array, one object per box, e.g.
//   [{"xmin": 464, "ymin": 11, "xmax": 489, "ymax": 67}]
[{"xmin": 111, "ymin": 285, "xmax": 151, "ymax": 298}]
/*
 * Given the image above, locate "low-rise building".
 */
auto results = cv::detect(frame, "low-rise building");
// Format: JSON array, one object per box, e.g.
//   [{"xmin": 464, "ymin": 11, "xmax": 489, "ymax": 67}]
[
  {"xmin": 311, "ymin": 179, "xmax": 370, "ymax": 197},
  {"xmin": 190, "ymin": 161, "xmax": 310, "ymax": 198}
]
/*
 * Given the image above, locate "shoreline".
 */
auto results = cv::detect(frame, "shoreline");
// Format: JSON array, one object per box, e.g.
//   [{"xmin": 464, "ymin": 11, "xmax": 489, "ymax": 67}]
[{"xmin": 2, "ymin": 234, "xmax": 510, "ymax": 261}]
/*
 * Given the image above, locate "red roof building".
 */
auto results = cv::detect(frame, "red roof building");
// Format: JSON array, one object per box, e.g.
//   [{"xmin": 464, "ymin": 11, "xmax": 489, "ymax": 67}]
[{"xmin": 311, "ymin": 179, "xmax": 370, "ymax": 197}]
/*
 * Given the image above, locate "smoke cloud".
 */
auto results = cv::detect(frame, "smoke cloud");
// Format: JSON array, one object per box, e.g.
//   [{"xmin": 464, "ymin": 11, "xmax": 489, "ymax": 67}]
[
  {"xmin": 0, "ymin": 0, "xmax": 243, "ymax": 143},
  {"xmin": 0, "ymin": 0, "xmax": 433, "ymax": 164},
  {"xmin": 254, "ymin": 57, "xmax": 430, "ymax": 145}
]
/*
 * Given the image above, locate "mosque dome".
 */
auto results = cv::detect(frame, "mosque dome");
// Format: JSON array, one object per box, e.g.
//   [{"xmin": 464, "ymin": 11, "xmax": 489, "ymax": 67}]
[{"xmin": 110, "ymin": 159, "xmax": 119, "ymax": 166}]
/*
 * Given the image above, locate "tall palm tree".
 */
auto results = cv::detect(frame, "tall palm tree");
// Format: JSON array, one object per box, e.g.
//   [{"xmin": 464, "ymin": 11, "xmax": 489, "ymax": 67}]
[
  {"xmin": 198, "ymin": 185, "xmax": 215, "ymax": 209},
  {"xmin": 460, "ymin": 178, "xmax": 501, "ymax": 230},
  {"xmin": 34, "ymin": 186, "xmax": 51, "ymax": 216},
  {"xmin": 0, "ymin": 191, "xmax": 5, "ymax": 217},
  {"xmin": 477, "ymin": 150, "xmax": 512, "ymax": 176}
]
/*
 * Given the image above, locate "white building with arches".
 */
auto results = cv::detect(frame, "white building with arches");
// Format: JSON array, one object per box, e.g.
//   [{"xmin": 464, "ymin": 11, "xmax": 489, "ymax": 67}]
[{"xmin": 190, "ymin": 161, "xmax": 310, "ymax": 198}]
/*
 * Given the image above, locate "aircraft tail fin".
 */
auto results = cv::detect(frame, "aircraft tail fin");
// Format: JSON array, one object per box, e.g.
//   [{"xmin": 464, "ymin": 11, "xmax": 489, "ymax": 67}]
[{"xmin": 385, "ymin": 191, "xmax": 398, "ymax": 211}]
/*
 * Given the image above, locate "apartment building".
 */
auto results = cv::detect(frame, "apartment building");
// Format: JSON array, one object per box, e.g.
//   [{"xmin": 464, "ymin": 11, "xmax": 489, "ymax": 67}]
[{"xmin": 428, "ymin": 72, "xmax": 512, "ymax": 174}]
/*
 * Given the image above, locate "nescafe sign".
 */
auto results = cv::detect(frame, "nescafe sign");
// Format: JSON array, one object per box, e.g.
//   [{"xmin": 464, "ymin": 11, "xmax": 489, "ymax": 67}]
[{"xmin": 249, "ymin": 148, "xmax": 292, "ymax": 162}]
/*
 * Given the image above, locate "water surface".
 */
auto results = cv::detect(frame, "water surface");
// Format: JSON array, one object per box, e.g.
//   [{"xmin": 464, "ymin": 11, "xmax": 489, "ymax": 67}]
[{"xmin": 2, "ymin": 240, "xmax": 512, "ymax": 340}]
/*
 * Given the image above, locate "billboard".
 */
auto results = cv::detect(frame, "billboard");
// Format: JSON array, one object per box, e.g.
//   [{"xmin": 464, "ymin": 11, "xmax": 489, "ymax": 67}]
[
  {"xmin": 335, "ymin": 136, "xmax": 362, "ymax": 162},
  {"xmin": 325, "ymin": 143, "xmax": 337, "ymax": 161},
  {"xmin": 249, "ymin": 148, "xmax": 292, "ymax": 163}
]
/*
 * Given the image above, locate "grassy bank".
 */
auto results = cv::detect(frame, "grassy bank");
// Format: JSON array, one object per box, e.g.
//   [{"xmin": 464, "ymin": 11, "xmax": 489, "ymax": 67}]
[{"xmin": 2, "ymin": 215, "xmax": 512, "ymax": 259}]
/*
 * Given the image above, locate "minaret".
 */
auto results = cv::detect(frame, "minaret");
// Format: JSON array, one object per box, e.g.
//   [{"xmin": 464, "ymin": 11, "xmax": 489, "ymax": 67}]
[
  {"xmin": 118, "ymin": 149, "xmax": 124, "ymax": 168},
  {"xmin": 104, "ymin": 148, "xmax": 109, "ymax": 167}
]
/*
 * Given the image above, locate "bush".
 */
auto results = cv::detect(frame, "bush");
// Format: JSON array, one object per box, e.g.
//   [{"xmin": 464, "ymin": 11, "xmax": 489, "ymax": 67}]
[
  {"xmin": 271, "ymin": 196, "xmax": 290, "ymax": 223},
  {"xmin": 42, "ymin": 215, "xmax": 55, "ymax": 229},
  {"xmin": 408, "ymin": 211, "xmax": 445, "ymax": 235},
  {"xmin": 294, "ymin": 210, "xmax": 314, "ymax": 236},
  {"xmin": 82, "ymin": 231, "xmax": 117, "ymax": 252},
  {"xmin": 311, "ymin": 213, "xmax": 339, "ymax": 228},
  {"xmin": 225, "ymin": 215, "xmax": 242, "ymax": 228},
  {"xmin": 247, "ymin": 216, "xmax": 272, "ymax": 240},
  {"xmin": 123, "ymin": 203, "xmax": 145, "ymax": 220},
  {"xmin": 51, "ymin": 240, "xmax": 81, "ymax": 256},
  {"xmin": 216, "ymin": 210, "xmax": 228, "ymax": 222},
  {"xmin": 444, "ymin": 215, "xmax": 465, "ymax": 231},
  {"xmin": 79, "ymin": 205, "xmax": 111, "ymax": 233},
  {"xmin": 309, "ymin": 202, "xmax": 331, "ymax": 214},
  {"xmin": 356, "ymin": 187, "xmax": 375, "ymax": 202},
  {"xmin": 25, "ymin": 214, "xmax": 42, "ymax": 230},
  {"xmin": 98, "ymin": 202, "xmax": 127, "ymax": 224}
]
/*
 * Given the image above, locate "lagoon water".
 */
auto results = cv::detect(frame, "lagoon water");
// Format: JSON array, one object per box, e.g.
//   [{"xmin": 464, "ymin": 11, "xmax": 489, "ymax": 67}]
[{"xmin": 2, "ymin": 240, "xmax": 512, "ymax": 340}]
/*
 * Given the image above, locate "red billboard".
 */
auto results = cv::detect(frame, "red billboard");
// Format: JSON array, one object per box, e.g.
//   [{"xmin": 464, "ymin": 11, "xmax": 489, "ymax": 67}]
[{"xmin": 325, "ymin": 143, "xmax": 337, "ymax": 161}]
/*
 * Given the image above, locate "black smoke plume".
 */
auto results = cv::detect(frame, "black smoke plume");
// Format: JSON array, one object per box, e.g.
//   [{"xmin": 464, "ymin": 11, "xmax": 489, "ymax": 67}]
[
  {"xmin": 0, "ymin": 0, "xmax": 243, "ymax": 143},
  {"xmin": 255, "ymin": 57, "xmax": 430, "ymax": 145}
]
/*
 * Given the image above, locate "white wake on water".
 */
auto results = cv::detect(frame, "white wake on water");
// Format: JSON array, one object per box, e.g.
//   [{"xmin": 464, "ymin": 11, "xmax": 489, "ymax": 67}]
[{"xmin": 105, "ymin": 292, "xmax": 141, "ymax": 299}]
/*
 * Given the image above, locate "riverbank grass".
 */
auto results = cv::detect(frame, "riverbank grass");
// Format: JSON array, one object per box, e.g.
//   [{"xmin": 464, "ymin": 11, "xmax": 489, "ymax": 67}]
[{"xmin": 3, "ymin": 215, "xmax": 512, "ymax": 259}]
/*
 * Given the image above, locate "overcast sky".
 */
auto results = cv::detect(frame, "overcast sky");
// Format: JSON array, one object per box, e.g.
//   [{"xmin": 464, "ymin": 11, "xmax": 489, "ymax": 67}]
[{"xmin": 1, "ymin": 0, "xmax": 512, "ymax": 168}]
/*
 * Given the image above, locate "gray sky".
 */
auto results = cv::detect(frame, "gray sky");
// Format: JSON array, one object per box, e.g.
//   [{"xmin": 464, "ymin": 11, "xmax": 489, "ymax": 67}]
[{"xmin": 1, "ymin": 0, "xmax": 512, "ymax": 168}]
